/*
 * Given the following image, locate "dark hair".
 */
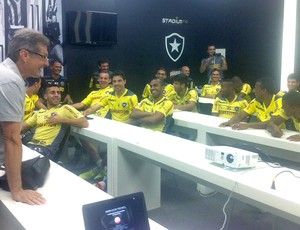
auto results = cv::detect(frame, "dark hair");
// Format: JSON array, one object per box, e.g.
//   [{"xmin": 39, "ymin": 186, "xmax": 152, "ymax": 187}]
[
  {"xmin": 49, "ymin": 59, "xmax": 62, "ymax": 66},
  {"xmin": 282, "ymin": 91, "xmax": 300, "ymax": 107},
  {"xmin": 232, "ymin": 76, "xmax": 243, "ymax": 84},
  {"xmin": 7, "ymin": 28, "xmax": 49, "ymax": 62},
  {"xmin": 98, "ymin": 58, "xmax": 109, "ymax": 66},
  {"xmin": 287, "ymin": 73, "xmax": 300, "ymax": 82},
  {"xmin": 26, "ymin": 77, "xmax": 41, "ymax": 87},
  {"xmin": 256, "ymin": 78, "xmax": 276, "ymax": 94},
  {"xmin": 156, "ymin": 67, "xmax": 167, "ymax": 73},
  {"xmin": 173, "ymin": 74, "xmax": 188, "ymax": 86},
  {"xmin": 211, "ymin": 68, "xmax": 221, "ymax": 75},
  {"xmin": 112, "ymin": 70, "xmax": 126, "ymax": 80},
  {"xmin": 207, "ymin": 44, "xmax": 216, "ymax": 49},
  {"xmin": 150, "ymin": 77, "xmax": 164, "ymax": 86}
]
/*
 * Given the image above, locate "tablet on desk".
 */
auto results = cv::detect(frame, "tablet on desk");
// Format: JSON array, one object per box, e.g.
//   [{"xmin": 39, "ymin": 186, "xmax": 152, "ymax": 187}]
[
  {"xmin": 82, "ymin": 192, "xmax": 150, "ymax": 230},
  {"xmin": 0, "ymin": 200, "xmax": 25, "ymax": 230}
]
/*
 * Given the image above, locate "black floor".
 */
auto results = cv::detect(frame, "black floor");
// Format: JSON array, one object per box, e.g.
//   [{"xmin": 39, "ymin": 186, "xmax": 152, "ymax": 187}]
[{"xmin": 148, "ymin": 170, "xmax": 300, "ymax": 230}]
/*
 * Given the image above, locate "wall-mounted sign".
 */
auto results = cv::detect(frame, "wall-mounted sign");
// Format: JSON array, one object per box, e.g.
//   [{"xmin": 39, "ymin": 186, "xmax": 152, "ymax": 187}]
[{"xmin": 165, "ymin": 33, "xmax": 185, "ymax": 62}]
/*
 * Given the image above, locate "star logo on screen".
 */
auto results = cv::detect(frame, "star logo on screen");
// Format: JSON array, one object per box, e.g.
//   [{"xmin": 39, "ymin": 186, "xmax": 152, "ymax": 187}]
[{"xmin": 165, "ymin": 33, "xmax": 185, "ymax": 62}]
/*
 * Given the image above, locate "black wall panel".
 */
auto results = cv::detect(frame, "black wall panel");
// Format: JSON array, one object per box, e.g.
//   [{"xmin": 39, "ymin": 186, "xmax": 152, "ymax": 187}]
[{"xmin": 62, "ymin": 0, "xmax": 284, "ymax": 101}]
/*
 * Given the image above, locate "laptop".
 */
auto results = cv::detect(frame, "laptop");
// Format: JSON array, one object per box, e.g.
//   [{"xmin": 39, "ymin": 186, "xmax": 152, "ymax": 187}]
[{"xmin": 82, "ymin": 192, "xmax": 150, "ymax": 230}]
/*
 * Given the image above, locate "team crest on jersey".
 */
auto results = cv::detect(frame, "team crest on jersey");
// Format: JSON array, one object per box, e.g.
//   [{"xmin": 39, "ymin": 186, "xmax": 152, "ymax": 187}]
[
  {"xmin": 235, "ymin": 107, "xmax": 239, "ymax": 111},
  {"xmin": 122, "ymin": 102, "xmax": 127, "ymax": 108},
  {"xmin": 216, "ymin": 88, "xmax": 220, "ymax": 92},
  {"xmin": 165, "ymin": 33, "xmax": 185, "ymax": 62}
]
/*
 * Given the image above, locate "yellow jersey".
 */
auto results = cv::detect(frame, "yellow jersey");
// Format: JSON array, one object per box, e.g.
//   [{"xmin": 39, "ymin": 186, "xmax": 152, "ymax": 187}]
[
  {"xmin": 244, "ymin": 95, "xmax": 282, "ymax": 122},
  {"xmin": 135, "ymin": 97, "xmax": 174, "ymax": 132},
  {"xmin": 100, "ymin": 89, "xmax": 138, "ymax": 122}
]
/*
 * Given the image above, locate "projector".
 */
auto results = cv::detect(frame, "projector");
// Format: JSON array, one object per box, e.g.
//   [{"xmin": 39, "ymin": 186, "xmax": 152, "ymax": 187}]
[{"xmin": 205, "ymin": 146, "xmax": 259, "ymax": 169}]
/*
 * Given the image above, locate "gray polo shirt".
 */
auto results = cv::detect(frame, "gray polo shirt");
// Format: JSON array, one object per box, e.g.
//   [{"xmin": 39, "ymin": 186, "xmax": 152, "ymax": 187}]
[{"xmin": 0, "ymin": 58, "xmax": 25, "ymax": 164}]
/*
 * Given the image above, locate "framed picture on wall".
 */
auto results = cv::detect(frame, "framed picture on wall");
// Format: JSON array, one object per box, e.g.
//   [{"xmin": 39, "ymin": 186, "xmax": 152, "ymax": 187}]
[{"xmin": 4, "ymin": 0, "xmax": 27, "ymax": 54}]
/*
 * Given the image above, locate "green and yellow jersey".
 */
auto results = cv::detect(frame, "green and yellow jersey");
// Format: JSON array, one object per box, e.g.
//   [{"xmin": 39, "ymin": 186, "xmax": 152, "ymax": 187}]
[
  {"xmin": 135, "ymin": 97, "xmax": 174, "ymax": 132},
  {"xmin": 244, "ymin": 95, "xmax": 282, "ymax": 122},
  {"xmin": 24, "ymin": 94, "xmax": 39, "ymax": 121},
  {"xmin": 142, "ymin": 83, "xmax": 176, "ymax": 101},
  {"xmin": 212, "ymin": 95, "xmax": 248, "ymax": 119},
  {"xmin": 99, "ymin": 89, "xmax": 138, "ymax": 122},
  {"xmin": 81, "ymin": 86, "xmax": 113, "ymax": 117},
  {"xmin": 173, "ymin": 88, "xmax": 198, "ymax": 112},
  {"xmin": 201, "ymin": 83, "xmax": 221, "ymax": 98}
]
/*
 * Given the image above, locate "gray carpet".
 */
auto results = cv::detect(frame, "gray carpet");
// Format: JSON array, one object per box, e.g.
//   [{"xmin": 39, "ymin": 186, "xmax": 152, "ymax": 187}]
[{"xmin": 148, "ymin": 170, "xmax": 300, "ymax": 230}]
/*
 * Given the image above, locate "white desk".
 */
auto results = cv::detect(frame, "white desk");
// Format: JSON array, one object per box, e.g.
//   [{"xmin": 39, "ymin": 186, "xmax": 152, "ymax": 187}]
[
  {"xmin": 173, "ymin": 111, "xmax": 300, "ymax": 163},
  {"xmin": 71, "ymin": 116, "xmax": 161, "ymax": 209},
  {"xmin": 112, "ymin": 131, "xmax": 300, "ymax": 224},
  {"xmin": 0, "ymin": 146, "xmax": 167, "ymax": 230}
]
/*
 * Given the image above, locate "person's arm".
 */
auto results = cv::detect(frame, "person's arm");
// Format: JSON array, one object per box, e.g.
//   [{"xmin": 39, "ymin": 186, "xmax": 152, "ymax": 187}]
[
  {"xmin": 134, "ymin": 111, "xmax": 165, "ymax": 125},
  {"xmin": 265, "ymin": 115, "xmax": 286, "ymax": 138},
  {"xmin": 130, "ymin": 108, "xmax": 152, "ymax": 120},
  {"xmin": 287, "ymin": 134, "xmax": 300, "ymax": 142},
  {"xmin": 231, "ymin": 111, "xmax": 282, "ymax": 130},
  {"xmin": 174, "ymin": 101, "xmax": 196, "ymax": 111},
  {"xmin": 1, "ymin": 122, "xmax": 46, "ymax": 205},
  {"xmin": 200, "ymin": 58, "xmax": 210, "ymax": 73},
  {"xmin": 21, "ymin": 121, "xmax": 32, "ymax": 132},
  {"xmin": 219, "ymin": 111, "xmax": 249, "ymax": 127},
  {"xmin": 219, "ymin": 57, "xmax": 228, "ymax": 71},
  {"xmin": 63, "ymin": 94, "xmax": 73, "ymax": 105},
  {"xmin": 46, "ymin": 114, "xmax": 89, "ymax": 128},
  {"xmin": 83, "ymin": 103, "xmax": 102, "ymax": 116},
  {"xmin": 72, "ymin": 102, "xmax": 86, "ymax": 110}
]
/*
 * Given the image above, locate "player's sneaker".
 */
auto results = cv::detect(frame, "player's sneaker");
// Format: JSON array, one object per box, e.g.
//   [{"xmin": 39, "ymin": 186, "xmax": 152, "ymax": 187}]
[
  {"xmin": 79, "ymin": 166, "xmax": 102, "ymax": 180},
  {"xmin": 95, "ymin": 176, "xmax": 107, "ymax": 191}
]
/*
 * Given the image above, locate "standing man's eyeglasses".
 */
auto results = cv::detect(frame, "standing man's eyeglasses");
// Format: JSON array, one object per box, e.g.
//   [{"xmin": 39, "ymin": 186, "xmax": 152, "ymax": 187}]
[{"xmin": 21, "ymin": 49, "xmax": 49, "ymax": 61}]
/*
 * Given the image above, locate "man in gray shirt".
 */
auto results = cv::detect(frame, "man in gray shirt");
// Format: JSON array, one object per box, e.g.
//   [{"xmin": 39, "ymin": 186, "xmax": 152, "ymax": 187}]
[{"xmin": 0, "ymin": 28, "xmax": 49, "ymax": 205}]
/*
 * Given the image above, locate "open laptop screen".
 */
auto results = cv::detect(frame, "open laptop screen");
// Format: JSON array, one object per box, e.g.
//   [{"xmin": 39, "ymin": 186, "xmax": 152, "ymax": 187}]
[{"xmin": 82, "ymin": 192, "xmax": 150, "ymax": 230}]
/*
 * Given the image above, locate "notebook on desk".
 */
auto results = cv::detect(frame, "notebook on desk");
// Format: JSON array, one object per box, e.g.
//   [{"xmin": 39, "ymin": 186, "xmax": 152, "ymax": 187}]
[{"xmin": 82, "ymin": 192, "xmax": 150, "ymax": 230}]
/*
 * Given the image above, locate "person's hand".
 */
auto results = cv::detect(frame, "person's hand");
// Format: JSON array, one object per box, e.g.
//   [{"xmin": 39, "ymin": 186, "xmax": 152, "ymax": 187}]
[
  {"xmin": 287, "ymin": 134, "xmax": 300, "ymax": 142},
  {"xmin": 231, "ymin": 123, "xmax": 249, "ymax": 130},
  {"xmin": 12, "ymin": 189, "xmax": 46, "ymax": 205},
  {"xmin": 219, "ymin": 121, "xmax": 232, "ymax": 127},
  {"xmin": 267, "ymin": 125, "xmax": 284, "ymax": 138},
  {"xmin": 266, "ymin": 122, "xmax": 284, "ymax": 138},
  {"xmin": 46, "ymin": 113, "xmax": 62, "ymax": 125}
]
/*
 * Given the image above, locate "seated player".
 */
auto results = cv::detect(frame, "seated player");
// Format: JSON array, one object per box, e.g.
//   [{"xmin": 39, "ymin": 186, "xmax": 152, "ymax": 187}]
[
  {"xmin": 22, "ymin": 77, "xmax": 46, "ymax": 144},
  {"xmin": 72, "ymin": 72, "xmax": 113, "ymax": 118},
  {"xmin": 22, "ymin": 84, "xmax": 88, "ymax": 161},
  {"xmin": 180, "ymin": 65, "xmax": 195, "ymax": 89},
  {"xmin": 24, "ymin": 77, "xmax": 46, "ymax": 121},
  {"xmin": 266, "ymin": 91, "xmax": 300, "ymax": 141},
  {"xmin": 232, "ymin": 76, "xmax": 252, "ymax": 102},
  {"xmin": 129, "ymin": 78, "xmax": 174, "ymax": 132},
  {"xmin": 89, "ymin": 58, "xmax": 113, "ymax": 91},
  {"xmin": 80, "ymin": 71, "xmax": 138, "ymax": 185},
  {"xmin": 84, "ymin": 70, "xmax": 138, "ymax": 123},
  {"xmin": 277, "ymin": 73, "xmax": 300, "ymax": 97},
  {"xmin": 220, "ymin": 78, "xmax": 282, "ymax": 127},
  {"xmin": 212, "ymin": 79, "xmax": 248, "ymax": 119},
  {"xmin": 200, "ymin": 68, "xmax": 221, "ymax": 98},
  {"xmin": 71, "ymin": 71, "xmax": 113, "ymax": 174},
  {"xmin": 172, "ymin": 74, "xmax": 198, "ymax": 112},
  {"xmin": 142, "ymin": 67, "xmax": 176, "ymax": 101}
]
